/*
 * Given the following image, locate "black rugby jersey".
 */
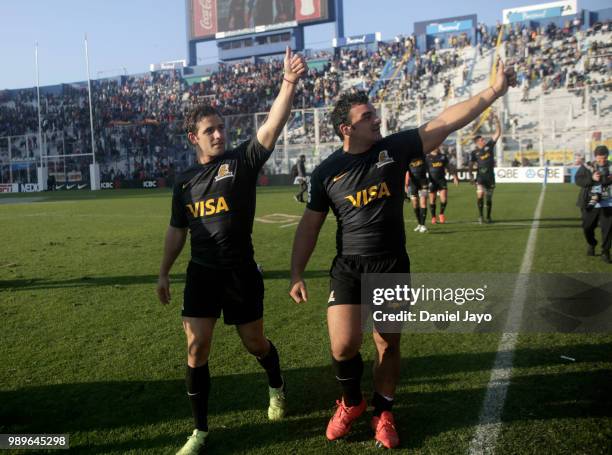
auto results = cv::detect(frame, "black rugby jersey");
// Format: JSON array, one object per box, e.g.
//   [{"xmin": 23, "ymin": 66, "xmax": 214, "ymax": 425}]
[
  {"xmin": 408, "ymin": 156, "xmax": 428, "ymax": 182},
  {"xmin": 470, "ymin": 140, "xmax": 496, "ymax": 173},
  {"xmin": 426, "ymin": 153, "xmax": 449, "ymax": 181},
  {"xmin": 307, "ymin": 129, "xmax": 424, "ymax": 256},
  {"xmin": 170, "ymin": 138, "xmax": 272, "ymax": 267}
]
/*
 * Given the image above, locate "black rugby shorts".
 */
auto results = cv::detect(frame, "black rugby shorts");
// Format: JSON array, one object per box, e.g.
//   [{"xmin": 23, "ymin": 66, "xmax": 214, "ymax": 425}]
[
  {"xmin": 476, "ymin": 170, "xmax": 496, "ymax": 189},
  {"xmin": 182, "ymin": 260, "xmax": 264, "ymax": 324},
  {"xmin": 408, "ymin": 178, "xmax": 428, "ymax": 197},
  {"xmin": 429, "ymin": 178, "xmax": 448, "ymax": 192},
  {"xmin": 328, "ymin": 252, "xmax": 411, "ymax": 306}
]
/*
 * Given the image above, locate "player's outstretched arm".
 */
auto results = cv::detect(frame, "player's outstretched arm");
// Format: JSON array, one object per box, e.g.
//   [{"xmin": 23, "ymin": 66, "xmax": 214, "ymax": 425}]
[
  {"xmin": 492, "ymin": 112, "xmax": 502, "ymax": 143},
  {"xmin": 256, "ymin": 47, "xmax": 308, "ymax": 151},
  {"xmin": 156, "ymin": 226, "xmax": 188, "ymax": 304},
  {"xmin": 289, "ymin": 208, "xmax": 327, "ymax": 303},
  {"xmin": 418, "ymin": 59, "xmax": 517, "ymax": 153}
]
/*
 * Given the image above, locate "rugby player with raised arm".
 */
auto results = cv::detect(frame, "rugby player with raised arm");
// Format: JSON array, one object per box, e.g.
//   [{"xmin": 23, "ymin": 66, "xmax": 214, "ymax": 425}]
[
  {"xmin": 156, "ymin": 47, "xmax": 307, "ymax": 455},
  {"xmin": 289, "ymin": 61, "xmax": 516, "ymax": 449},
  {"xmin": 470, "ymin": 112, "xmax": 501, "ymax": 224}
]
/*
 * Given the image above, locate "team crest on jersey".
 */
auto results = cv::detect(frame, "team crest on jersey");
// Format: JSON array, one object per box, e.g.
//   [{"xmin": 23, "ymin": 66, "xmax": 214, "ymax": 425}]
[
  {"xmin": 215, "ymin": 164, "xmax": 234, "ymax": 182},
  {"xmin": 376, "ymin": 150, "xmax": 395, "ymax": 168}
]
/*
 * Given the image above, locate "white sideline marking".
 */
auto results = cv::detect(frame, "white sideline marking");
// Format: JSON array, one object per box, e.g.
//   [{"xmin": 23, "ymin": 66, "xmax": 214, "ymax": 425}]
[
  {"xmin": 0, "ymin": 213, "xmax": 165, "ymax": 220},
  {"xmin": 0, "ymin": 197, "xmax": 46, "ymax": 205},
  {"xmin": 280, "ymin": 222, "xmax": 299, "ymax": 228},
  {"xmin": 255, "ymin": 213, "xmax": 301, "ymax": 225},
  {"xmin": 468, "ymin": 186, "xmax": 546, "ymax": 455}
]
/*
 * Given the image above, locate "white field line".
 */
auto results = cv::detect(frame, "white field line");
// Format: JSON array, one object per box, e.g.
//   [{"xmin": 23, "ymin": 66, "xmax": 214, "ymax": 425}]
[
  {"xmin": 468, "ymin": 186, "xmax": 546, "ymax": 455},
  {"xmin": 255, "ymin": 213, "xmax": 301, "ymax": 226},
  {"xmin": 0, "ymin": 213, "xmax": 166, "ymax": 220}
]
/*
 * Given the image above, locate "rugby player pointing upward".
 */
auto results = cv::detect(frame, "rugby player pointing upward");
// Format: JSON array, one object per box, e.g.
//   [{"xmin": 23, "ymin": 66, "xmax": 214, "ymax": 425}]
[
  {"xmin": 289, "ymin": 61, "xmax": 516, "ymax": 449},
  {"xmin": 157, "ymin": 47, "xmax": 306, "ymax": 455}
]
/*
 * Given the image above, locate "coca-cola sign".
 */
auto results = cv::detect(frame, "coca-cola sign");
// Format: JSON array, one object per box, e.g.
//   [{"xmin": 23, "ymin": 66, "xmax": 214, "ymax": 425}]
[
  {"xmin": 199, "ymin": 0, "xmax": 214, "ymax": 31},
  {"xmin": 192, "ymin": 0, "xmax": 217, "ymax": 38}
]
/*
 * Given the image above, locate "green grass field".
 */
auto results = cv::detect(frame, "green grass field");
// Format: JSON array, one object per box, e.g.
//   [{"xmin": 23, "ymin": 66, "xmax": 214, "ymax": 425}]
[{"xmin": 1, "ymin": 184, "xmax": 611, "ymax": 454}]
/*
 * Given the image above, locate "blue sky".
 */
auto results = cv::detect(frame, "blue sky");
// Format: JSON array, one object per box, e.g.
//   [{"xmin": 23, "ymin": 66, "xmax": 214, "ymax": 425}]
[{"xmin": 0, "ymin": 0, "xmax": 610, "ymax": 90}]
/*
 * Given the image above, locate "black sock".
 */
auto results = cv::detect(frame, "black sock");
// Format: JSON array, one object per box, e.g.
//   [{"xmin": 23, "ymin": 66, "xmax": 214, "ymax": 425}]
[
  {"xmin": 372, "ymin": 391, "xmax": 394, "ymax": 417},
  {"xmin": 430, "ymin": 203, "xmax": 436, "ymax": 218},
  {"xmin": 440, "ymin": 201, "xmax": 447, "ymax": 214},
  {"xmin": 332, "ymin": 353, "xmax": 363, "ymax": 406},
  {"xmin": 413, "ymin": 206, "xmax": 420, "ymax": 223},
  {"xmin": 419, "ymin": 207, "xmax": 428, "ymax": 225},
  {"xmin": 256, "ymin": 340, "xmax": 283, "ymax": 388},
  {"xmin": 186, "ymin": 364, "xmax": 210, "ymax": 432},
  {"xmin": 477, "ymin": 199, "xmax": 484, "ymax": 217},
  {"xmin": 486, "ymin": 197, "xmax": 493, "ymax": 219}
]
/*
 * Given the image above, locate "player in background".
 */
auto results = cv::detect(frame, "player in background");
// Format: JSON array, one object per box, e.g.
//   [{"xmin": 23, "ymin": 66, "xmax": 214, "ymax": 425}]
[
  {"xmin": 469, "ymin": 112, "xmax": 501, "ymax": 224},
  {"xmin": 294, "ymin": 154, "xmax": 308, "ymax": 203},
  {"xmin": 427, "ymin": 147, "xmax": 459, "ymax": 224},
  {"xmin": 405, "ymin": 157, "xmax": 430, "ymax": 232},
  {"xmin": 156, "ymin": 47, "xmax": 307, "ymax": 455}
]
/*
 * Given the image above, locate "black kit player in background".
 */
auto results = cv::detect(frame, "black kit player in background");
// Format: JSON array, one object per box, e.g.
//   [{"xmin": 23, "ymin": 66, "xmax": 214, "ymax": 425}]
[
  {"xmin": 405, "ymin": 156, "xmax": 430, "ymax": 233},
  {"xmin": 289, "ymin": 61, "xmax": 516, "ymax": 449},
  {"xmin": 469, "ymin": 112, "xmax": 501, "ymax": 224},
  {"xmin": 156, "ymin": 47, "xmax": 307, "ymax": 455},
  {"xmin": 294, "ymin": 154, "xmax": 308, "ymax": 203},
  {"xmin": 427, "ymin": 147, "xmax": 459, "ymax": 225}
]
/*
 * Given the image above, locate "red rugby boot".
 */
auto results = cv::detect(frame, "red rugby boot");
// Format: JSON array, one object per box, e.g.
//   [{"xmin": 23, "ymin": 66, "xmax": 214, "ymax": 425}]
[
  {"xmin": 372, "ymin": 411, "xmax": 399, "ymax": 449},
  {"xmin": 325, "ymin": 399, "xmax": 366, "ymax": 440}
]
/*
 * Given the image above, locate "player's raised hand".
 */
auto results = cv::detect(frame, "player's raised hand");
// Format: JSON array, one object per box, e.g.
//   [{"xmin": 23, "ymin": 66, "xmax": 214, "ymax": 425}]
[
  {"xmin": 289, "ymin": 279, "xmax": 308, "ymax": 304},
  {"xmin": 284, "ymin": 46, "xmax": 308, "ymax": 83},
  {"xmin": 491, "ymin": 58, "xmax": 517, "ymax": 97},
  {"xmin": 156, "ymin": 274, "xmax": 171, "ymax": 304}
]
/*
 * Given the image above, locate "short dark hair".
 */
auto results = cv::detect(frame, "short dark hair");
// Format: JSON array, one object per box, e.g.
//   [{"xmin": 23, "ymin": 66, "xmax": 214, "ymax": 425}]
[
  {"xmin": 473, "ymin": 135, "xmax": 483, "ymax": 143},
  {"xmin": 183, "ymin": 105, "xmax": 223, "ymax": 135},
  {"xmin": 594, "ymin": 145, "xmax": 609, "ymax": 157},
  {"xmin": 331, "ymin": 90, "xmax": 370, "ymax": 140}
]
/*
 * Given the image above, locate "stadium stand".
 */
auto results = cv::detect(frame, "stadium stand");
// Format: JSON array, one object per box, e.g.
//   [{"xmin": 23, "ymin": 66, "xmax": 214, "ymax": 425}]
[{"xmin": 0, "ymin": 19, "xmax": 610, "ymax": 186}]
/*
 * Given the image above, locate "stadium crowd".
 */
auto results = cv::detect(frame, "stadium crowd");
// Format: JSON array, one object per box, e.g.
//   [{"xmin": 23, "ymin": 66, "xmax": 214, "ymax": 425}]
[{"xmin": 1, "ymin": 18, "xmax": 610, "ymax": 182}]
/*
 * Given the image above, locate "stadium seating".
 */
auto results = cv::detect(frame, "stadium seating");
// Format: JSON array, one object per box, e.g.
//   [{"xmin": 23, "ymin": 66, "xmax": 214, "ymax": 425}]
[{"xmin": 0, "ymin": 21, "xmax": 610, "ymax": 183}]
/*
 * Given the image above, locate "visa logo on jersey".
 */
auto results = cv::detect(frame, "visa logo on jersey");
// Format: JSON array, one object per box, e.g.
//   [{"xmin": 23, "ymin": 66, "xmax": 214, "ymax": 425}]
[
  {"xmin": 186, "ymin": 197, "xmax": 229, "ymax": 218},
  {"xmin": 345, "ymin": 182, "xmax": 391, "ymax": 208},
  {"xmin": 410, "ymin": 159, "xmax": 424, "ymax": 168}
]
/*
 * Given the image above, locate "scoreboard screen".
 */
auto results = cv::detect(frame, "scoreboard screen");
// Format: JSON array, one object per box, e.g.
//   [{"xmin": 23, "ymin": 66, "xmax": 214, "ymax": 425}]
[{"xmin": 188, "ymin": 0, "xmax": 332, "ymax": 41}]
